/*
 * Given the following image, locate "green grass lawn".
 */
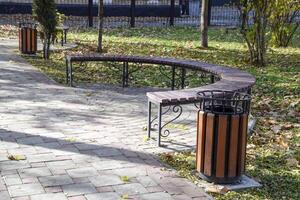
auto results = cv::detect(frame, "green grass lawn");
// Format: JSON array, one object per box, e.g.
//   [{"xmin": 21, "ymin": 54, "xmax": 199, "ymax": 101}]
[{"xmin": 2, "ymin": 26, "xmax": 299, "ymax": 199}]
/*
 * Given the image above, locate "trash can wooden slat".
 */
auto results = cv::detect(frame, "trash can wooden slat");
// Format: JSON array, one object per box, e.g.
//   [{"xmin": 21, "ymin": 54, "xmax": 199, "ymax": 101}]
[
  {"xmin": 203, "ymin": 113, "xmax": 214, "ymax": 177},
  {"xmin": 196, "ymin": 111, "xmax": 206, "ymax": 172},
  {"xmin": 216, "ymin": 115, "xmax": 227, "ymax": 178},
  {"xmin": 228, "ymin": 115, "xmax": 239, "ymax": 177}
]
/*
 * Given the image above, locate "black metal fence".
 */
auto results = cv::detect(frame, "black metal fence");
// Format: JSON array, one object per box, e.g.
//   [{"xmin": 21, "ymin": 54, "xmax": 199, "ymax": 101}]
[{"xmin": 0, "ymin": 0, "xmax": 244, "ymax": 28}]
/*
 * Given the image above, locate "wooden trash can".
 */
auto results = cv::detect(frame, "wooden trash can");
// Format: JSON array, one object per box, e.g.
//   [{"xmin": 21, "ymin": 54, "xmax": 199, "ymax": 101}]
[
  {"xmin": 196, "ymin": 90, "xmax": 251, "ymax": 184},
  {"xmin": 19, "ymin": 23, "xmax": 37, "ymax": 54}
]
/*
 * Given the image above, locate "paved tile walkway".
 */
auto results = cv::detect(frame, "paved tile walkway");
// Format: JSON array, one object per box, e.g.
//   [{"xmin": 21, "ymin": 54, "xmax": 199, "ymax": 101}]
[{"xmin": 0, "ymin": 39, "xmax": 212, "ymax": 200}]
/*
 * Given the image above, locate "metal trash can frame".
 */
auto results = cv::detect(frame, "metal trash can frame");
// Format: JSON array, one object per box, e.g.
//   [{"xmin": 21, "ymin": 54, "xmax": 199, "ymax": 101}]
[{"xmin": 196, "ymin": 90, "xmax": 251, "ymax": 184}]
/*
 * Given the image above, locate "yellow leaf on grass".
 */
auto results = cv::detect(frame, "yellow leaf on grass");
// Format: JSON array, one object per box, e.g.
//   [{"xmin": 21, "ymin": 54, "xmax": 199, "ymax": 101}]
[{"xmin": 8, "ymin": 154, "xmax": 26, "ymax": 161}]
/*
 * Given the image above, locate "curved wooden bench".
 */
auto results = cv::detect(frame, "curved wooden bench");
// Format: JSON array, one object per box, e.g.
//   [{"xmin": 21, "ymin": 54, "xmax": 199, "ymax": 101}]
[{"xmin": 66, "ymin": 54, "xmax": 255, "ymax": 146}]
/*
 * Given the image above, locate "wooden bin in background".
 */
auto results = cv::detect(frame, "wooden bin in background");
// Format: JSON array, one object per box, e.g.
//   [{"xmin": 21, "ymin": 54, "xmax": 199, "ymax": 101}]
[{"xmin": 19, "ymin": 23, "xmax": 37, "ymax": 54}]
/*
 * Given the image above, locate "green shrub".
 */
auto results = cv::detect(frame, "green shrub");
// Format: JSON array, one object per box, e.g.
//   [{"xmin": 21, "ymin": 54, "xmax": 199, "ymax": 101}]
[
  {"xmin": 269, "ymin": 0, "xmax": 300, "ymax": 47},
  {"xmin": 32, "ymin": 0, "xmax": 57, "ymax": 59}
]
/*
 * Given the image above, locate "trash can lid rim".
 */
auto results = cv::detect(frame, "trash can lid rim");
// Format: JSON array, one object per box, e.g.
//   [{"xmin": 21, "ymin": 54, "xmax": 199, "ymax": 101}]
[{"xmin": 197, "ymin": 90, "xmax": 251, "ymax": 100}]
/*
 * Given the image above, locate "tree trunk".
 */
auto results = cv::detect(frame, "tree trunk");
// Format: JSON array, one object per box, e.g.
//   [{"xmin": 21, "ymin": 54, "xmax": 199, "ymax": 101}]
[
  {"xmin": 200, "ymin": 0, "xmax": 209, "ymax": 48},
  {"xmin": 43, "ymin": 41, "xmax": 46, "ymax": 59},
  {"xmin": 46, "ymin": 35, "xmax": 51, "ymax": 60},
  {"xmin": 42, "ymin": 36, "xmax": 50, "ymax": 60},
  {"xmin": 97, "ymin": 0, "xmax": 104, "ymax": 53}
]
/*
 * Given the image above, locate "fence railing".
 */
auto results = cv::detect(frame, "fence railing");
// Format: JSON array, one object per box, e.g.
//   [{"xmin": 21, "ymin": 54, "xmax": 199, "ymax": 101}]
[{"xmin": 0, "ymin": 0, "xmax": 245, "ymax": 28}]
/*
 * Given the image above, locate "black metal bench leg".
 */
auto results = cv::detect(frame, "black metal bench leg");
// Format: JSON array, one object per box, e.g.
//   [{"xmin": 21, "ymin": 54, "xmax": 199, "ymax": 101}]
[
  {"xmin": 61, "ymin": 31, "xmax": 64, "ymax": 46},
  {"xmin": 66, "ymin": 59, "xmax": 69, "ymax": 84},
  {"xmin": 247, "ymin": 88, "xmax": 252, "ymax": 95},
  {"xmin": 157, "ymin": 103, "xmax": 162, "ymax": 147},
  {"xmin": 181, "ymin": 68, "xmax": 186, "ymax": 89},
  {"xmin": 147, "ymin": 101, "xmax": 152, "ymax": 138},
  {"xmin": 68, "ymin": 62, "xmax": 73, "ymax": 87},
  {"xmin": 171, "ymin": 66, "xmax": 175, "ymax": 90},
  {"xmin": 122, "ymin": 62, "xmax": 129, "ymax": 88},
  {"xmin": 210, "ymin": 74, "xmax": 215, "ymax": 83},
  {"xmin": 122, "ymin": 62, "xmax": 125, "ymax": 87},
  {"xmin": 125, "ymin": 62, "xmax": 129, "ymax": 87},
  {"xmin": 64, "ymin": 30, "xmax": 67, "ymax": 43}
]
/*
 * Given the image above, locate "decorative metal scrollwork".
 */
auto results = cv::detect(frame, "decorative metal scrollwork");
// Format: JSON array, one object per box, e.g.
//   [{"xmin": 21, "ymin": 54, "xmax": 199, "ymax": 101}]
[
  {"xmin": 160, "ymin": 105, "xmax": 183, "ymax": 137},
  {"xmin": 159, "ymin": 65, "xmax": 185, "ymax": 89},
  {"xmin": 152, "ymin": 106, "xmax": 171, "ymax": 128},
  {"xmin": 214, "ymin": 75, "xmax": 221, "ymax": 82},
  {"xmin": 194, "ymin": 102, "xmax": 201, "ymax": 109},
  {"xmin": 76, "ymin": 61, "xmax": 87, "ymax": 73},
  {"xmin": 107, "ymin": 62, "xmax": 123, "ymax": 73},
  {"xmin": 129, "ymin": 62, "xmax": 142, "ymax": 75},
  {"xmin": 158, "ymin": 65, "xmax": 172, "ymax": 81},
  {"xmin": 127, "ymin": 62, "xmax": 143, "ymax": 84}
]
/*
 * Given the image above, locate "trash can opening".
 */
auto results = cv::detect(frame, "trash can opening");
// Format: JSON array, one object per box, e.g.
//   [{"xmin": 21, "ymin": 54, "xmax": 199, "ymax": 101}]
[{"xmin": 197, "ymin": 90, "xmax": 251, "ymax": 115}]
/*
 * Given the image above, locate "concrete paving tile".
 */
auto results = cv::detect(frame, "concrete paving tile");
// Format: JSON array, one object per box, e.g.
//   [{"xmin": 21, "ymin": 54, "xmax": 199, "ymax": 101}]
[
  {"xmin": 0, "ymin": 191, "xmax": 10, "ymax": 200},
  {"xmin": 7, "ymin": 183, "xmax": 44, "ymax": 197},
  {"xmin": 113, "ymin": 183, "xmax": 148, "ymax": 195},
  {"xmin": 44, "ymin": 186, "xmax": 62, "ymax": 193},
  {"xmin": 68, "ymin": 195, "xmax": 87, "ymax": 200},
  {"xmin": 39, "ymin": 175, "xmax": 73, "ymax": 187},
  {"xmin": 67, "ymin": 167, "xmax": 98, "ymax": 178},
  {"xmin": 3, "ymin": 174, "xmax": 22, "ymax": 186},
  {"xmin": 19, "ymin": 167, "xmax": 52, "ymax": 178},
  {"xmin": 62, "ymin": 183, "xmax": 97, "ymax": 196},
  {"xmin": 136, "ymin": 176, "xmax": 158, "ymax": 187},
  {"xmin": 31, "ymin": 193, "xmax": 68, "ymax": 200},
  {"xmin": 140, "ymin": 192, "xmax": 174, "ymax": 200},
  {"xmin": 89, "ymin": 175, "xmax": 123, "ymax": 187},
  {"xmin": 85, "ymin": 192, "xmax": 120, "ymax": 200}
]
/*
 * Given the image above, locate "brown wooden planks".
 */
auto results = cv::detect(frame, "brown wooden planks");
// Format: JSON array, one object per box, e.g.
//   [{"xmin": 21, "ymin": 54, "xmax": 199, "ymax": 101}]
[
  {"xmin": 204, "ymin": 113, "xmax": 214, "ymax": 176},
  {"xmin": 22, "ymin": 28, "xmax": 26, "ymax": 53},
  {"xmin": 147, "ymin": 92, "xmax": 170, "ymax": 104},
  {"xmin": 216, "ymin": 115, "xmax": 227, "ymax": 178},
  {"xmin": 32, "ymin": 29, "xmax": 37, "ymax": 52},
  {"xmin": 196, "ymin": 111, "xmax": 206, "ymax": 172},
  {"xmin": 240, "ymin": 114, "xmax": 248, "ymax": 173},
  {"xmin": 228, "ymin": 115, "xmax": 239, "ymax": 177},
  {"xmin": 19, "ymin": 29, "xmax": 21, "ymax": 51},
  {"xmin": 27, "ymin": 28, "xmax": 31, "ymax": 52},
  {"xmin": 163, "ymin": 91, "xmax": 181, "ymax": 103}
]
